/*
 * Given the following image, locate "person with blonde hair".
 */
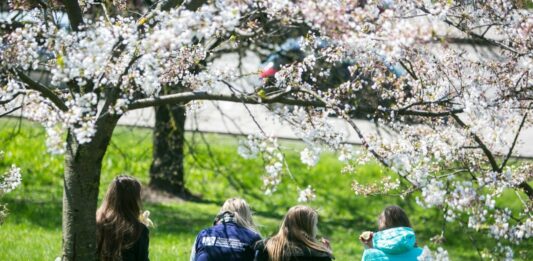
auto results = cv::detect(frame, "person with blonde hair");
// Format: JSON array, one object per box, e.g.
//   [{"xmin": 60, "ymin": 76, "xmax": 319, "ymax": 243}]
[
  {"xmin": 359, "ymin": 205, "xmax": 423, "ymax": 261},
  {"xmin": 96, "ymin": 175, "xmax": 151, "ymax": 261},
  {"xmin": 254, "ymin": 205, "xmax": 333, "ymax": 261},
  {"xmin": 191, "ymin": 198, "xmax": 262, "ymax": 261}
]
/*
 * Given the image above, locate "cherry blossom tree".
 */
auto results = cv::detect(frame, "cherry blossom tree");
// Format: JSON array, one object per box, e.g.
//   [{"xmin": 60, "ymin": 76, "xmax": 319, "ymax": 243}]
[{"xmin": 1, "ymin": 0, "xmax": 532, "ymax": 260}]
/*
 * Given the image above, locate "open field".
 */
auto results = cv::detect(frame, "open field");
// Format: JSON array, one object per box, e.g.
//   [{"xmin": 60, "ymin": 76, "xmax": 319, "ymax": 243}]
[{"xmin": 0, "ymin": 118, "xmax": 531, "ymax": 260}]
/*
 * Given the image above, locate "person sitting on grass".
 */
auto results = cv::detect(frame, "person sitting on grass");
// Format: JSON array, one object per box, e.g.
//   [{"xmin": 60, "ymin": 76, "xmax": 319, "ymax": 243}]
[
  {"xmin": 191, "ymin": 198, "xmax": 262, "ymax": 261},
  {"xmin": 97, "ymin": 175, "xmax": 151, "ymax": 261},
  {"xmin": 359, "ymin": 205, "xmax": 423, "ymax": 261},
  {"xmin": 254, "ymin": 205, "xmax": 334, "ymax": 261}
]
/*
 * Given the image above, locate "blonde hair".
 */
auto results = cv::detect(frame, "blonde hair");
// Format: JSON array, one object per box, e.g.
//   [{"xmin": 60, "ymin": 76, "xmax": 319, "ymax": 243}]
[
  {"xmin": 265, "ymin": 205, "xmax": 330, "ymax": 261},
  {"xmin": 218, "ymin": 198, "xmax": 258, "ymax": 233}
]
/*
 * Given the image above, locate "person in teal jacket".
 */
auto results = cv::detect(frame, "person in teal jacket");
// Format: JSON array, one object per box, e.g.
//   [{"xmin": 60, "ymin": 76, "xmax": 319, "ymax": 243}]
[{"xmin": 359, "ymin": 206, "xmax": 423, "ymax": 261}]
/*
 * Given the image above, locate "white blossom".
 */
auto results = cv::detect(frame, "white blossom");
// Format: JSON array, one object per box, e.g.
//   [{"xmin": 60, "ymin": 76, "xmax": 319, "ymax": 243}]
[
  {"xmin": 0, "ymin": 164, "xmax": 21, "ymax": 194},
  {"xmin": 418, "ymin": 246, "xmax": 450, "ymax": 261},
  {"xmin": 297, "ymin": 185, "xmax": 316, "ymax": 202},
  {"xmin": 300, "ymin": 147, "xmax": 321, "ymax": 167}
]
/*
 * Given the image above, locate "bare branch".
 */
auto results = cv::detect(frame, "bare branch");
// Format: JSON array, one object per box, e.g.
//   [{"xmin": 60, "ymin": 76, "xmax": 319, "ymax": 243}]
[
  {"xmin": 451, "ymin": 114, "xmax": 499, "ymax": 171},
  {"xmin": 13, "ymin": 70, "xmax": 68, "ymax": 111},
  {"xmin": 0, "ymin": 92, "xmax": 24, "ymax": 105},
  {"xmin": 127, "ymin": 91, "xmax": 325, "ymax": 111},
  {"xmin": 61, "ymin": 0, "xmax": 84, "ymax": 31},
  {"xmin": 499, "ymin": 104, "xmax": 530, "ymax": 171},
  {"xmin": 418, "ymin": 6, "xmax": 524, "ymax": 55},
  {"xmin": 393, "ymin": 108, "xmax": 463, "ymax": 117},
  {"xmin": 0, "ymin": 105, "xmax": 22, "ymax": 117},
  {"xmin": 518, "ymin": 182, "xmax": 533, "ymax": 201}
]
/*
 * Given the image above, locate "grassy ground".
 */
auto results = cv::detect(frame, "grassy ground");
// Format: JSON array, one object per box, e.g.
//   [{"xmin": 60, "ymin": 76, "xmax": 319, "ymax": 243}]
[{"xmin": 0, "ymin": 118, "xmax": 530, "ymax": 260}]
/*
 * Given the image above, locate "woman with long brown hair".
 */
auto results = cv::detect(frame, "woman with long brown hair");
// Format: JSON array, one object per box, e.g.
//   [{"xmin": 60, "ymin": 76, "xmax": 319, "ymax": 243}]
[
  {"xmin": 97, "ymin": 175, "xmax": 150, "ymax": 261},
  {"xmin": 254, "ymin": 205, "xmax": 333, "ymax": 261}
]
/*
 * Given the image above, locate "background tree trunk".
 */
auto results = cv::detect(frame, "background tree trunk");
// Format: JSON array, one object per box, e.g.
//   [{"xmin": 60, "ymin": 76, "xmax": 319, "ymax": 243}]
[
  {"xmin": 149, "ymin": 104, "xmax": 193, "ymax": 198},
  {"xmin": 147, "ymin": 0, "xmax": 206, "ymax": 199},
  {"xmin": 62, "ymin": 115, "xmax": 118, "ymax": 261}
]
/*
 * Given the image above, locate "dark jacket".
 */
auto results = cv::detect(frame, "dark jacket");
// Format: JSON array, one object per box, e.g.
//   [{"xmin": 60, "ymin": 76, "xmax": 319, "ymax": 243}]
[
  {"xmin": 192, "ymin": 216, "xmax": 262, "ymax": 261},
  {"xmin": 253, "ymin": 240, "xmax": 333, "ymax": 261},
  {"xmin": 122, "ymin": 224, "xmax": 150, "ymax": 261}
]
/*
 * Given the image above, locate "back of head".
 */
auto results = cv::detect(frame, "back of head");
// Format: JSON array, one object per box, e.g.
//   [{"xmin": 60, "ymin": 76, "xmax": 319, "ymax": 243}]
[
  {"xmin": 266, "ymin": 205, "xmax": 329, "ymax": 261},
  {"xmin": 378, "ymin": 205, "xmax": 412, "ymax": 231},
  {"xmin": 97, "ymin": 175, "xmax": 143, "ymax": 261},
  {"xmin": 218, "ymin": 198, "xmax": 257, "ymax": 233}
]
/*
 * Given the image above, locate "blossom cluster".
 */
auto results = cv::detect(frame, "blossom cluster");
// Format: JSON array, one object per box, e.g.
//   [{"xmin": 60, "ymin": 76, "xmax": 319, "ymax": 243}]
[
  {"xmin": 0, "ymin": 151, "xmax": 21, "ymax": 195},
  {"xmin": 238, "ymin": 134, "xmax": 285, "ymax": 195},
  {"xmin": 418, "ymin": 246, "xmax": 450, "ymax": 261}
]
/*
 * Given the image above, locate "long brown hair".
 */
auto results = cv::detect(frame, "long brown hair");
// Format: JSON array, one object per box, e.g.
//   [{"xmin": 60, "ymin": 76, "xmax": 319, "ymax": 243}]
[
  {"xmin": 265, "ymin": 205, "xmax": 331, "ymax": 261},
  {"xmin": 96, "ymin": 175, "xmax": 144, "ymax": 261},
  {"xmin": 378, "ymin": 205, "xmax": 412, "ymax": 231}
]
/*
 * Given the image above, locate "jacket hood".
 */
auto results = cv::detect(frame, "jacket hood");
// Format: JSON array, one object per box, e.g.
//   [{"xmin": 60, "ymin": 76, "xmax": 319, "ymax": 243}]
[{"xmin": 372, "ymin": 227, "xmax": 417, "ymax": 255}]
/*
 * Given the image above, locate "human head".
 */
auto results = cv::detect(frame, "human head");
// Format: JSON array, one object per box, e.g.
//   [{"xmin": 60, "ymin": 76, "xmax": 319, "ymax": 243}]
[
  {"xmin": 98, "ymin": 175, "xmax": 142, "ymax": 222},
  {"xmin": 378, "ymin": 205, "xmax": 412, "ymax": 231},
  {"xmin": 266, "ymin": 205, "xmax": 329, "ymax": 261},
  {"xmin": 218, "ymin": 198, "xmax": 257, "ymax": 232},
  {"xmin": 96, "ymin": 175, "xmax": 143, "ymax": 260},
  {"xmin": 281, "ymin": 205, "xmax": 319, "ymax": 240}
]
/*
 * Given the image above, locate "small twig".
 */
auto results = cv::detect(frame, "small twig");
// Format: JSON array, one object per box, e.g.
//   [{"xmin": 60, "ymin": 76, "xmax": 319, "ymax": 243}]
[
  {"xmin": 451, "ymin": 114, "xmax": 499, "ymax": 171},
  {"xmin": 499, "ymin": 103, "xmax": 531, "ymax": 171},
  {"xmin": 0, "ymin": 105, "xmax": 22, "ymax": 117}
]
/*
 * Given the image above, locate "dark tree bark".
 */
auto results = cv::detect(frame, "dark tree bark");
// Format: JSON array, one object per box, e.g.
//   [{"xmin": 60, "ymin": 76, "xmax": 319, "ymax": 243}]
[
  {"xmin": 62, "ymin": 115, "xmax": 119, "ymax": 261},
  {"xmin": 149, "ymin": 104, "xmax": 193, "ymax": 197},
  {"xmin": 146, "ymin": 0, "xmax": 207, "ymax": 199}
]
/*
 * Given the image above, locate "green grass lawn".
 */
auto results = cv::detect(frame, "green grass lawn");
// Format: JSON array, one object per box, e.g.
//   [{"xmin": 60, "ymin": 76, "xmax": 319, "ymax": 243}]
[{"xmin": 0, "ymin": 118, "xmax": 530, "ymax": 260}]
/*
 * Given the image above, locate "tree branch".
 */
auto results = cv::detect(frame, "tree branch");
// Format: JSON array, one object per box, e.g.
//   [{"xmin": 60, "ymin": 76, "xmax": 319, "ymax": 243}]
[
  {"xmin": 451, "ymin": 114, "xmax": 499, "ymax": 171},
  {"xmin": 127, "ymin": 91, "xmax": 325, "ymax": 111},
  {"xmin": 13, "ymin": 70, "xmax": 68, "ymax": 111},
  {"xmin": 517, "ymin": 182, "xmax": 533, "ymax": 201},
  {"xmin": 0, "ymin": 105, "xmax": 22, "ymax": 117},
  {"xmin": 392, "ymin": 108, "xmax": 463, "ymax": 117},
  {"xmin": 500, "ymin": 105, "xmax": 530, "ymax": 171},
  {"xmin": 61, "ymin": 0, "xmax": 84, "ymax": 31},
  {"xmin": 0, "ymin": 92, "xmax": 24, "ymax": 105},
  {"xmin": 418, "ymin": 6, "xmax": 523, "ymax": 55}
]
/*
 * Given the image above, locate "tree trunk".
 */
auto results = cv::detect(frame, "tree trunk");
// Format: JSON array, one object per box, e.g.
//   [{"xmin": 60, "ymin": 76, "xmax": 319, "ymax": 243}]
[
  {"xmin": 62, "ymin": 115, "xmax": 118, "ymax": 261},
  {"xmin": 149, "ymin": 104, "xmax": 193, "ymax": 198}
]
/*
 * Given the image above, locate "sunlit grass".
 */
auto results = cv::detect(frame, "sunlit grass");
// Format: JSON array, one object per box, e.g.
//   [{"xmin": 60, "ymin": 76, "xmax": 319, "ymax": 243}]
[{"xmin": 0, "ymin": 118, "xmax": 530, "ymax": 260}]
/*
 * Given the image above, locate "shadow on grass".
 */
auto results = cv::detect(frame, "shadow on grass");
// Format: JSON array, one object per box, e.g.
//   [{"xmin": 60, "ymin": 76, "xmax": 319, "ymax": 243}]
[
  {"xmin": 4, "ymin": 193, "xmax": 532, "ymax": 260},
  {"xmin": 144, "ymin": 202, "xmax": 215, "ymax": 236},
  {"xmin": 2, "ymin": 197, "xmax": 62, "ymax": 229}
]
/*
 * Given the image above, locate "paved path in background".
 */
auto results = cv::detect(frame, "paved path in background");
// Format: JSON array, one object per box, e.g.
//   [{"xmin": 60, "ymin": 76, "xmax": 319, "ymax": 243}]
[{"xmin": 118, "ymin": 101, "xmax": 533, "ymax": 158}]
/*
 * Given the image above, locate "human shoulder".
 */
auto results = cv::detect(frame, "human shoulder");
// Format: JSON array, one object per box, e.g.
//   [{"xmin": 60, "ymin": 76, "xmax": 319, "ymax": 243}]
[
  {"xmin": 137, "ymin": 223, "xmax": 149, "ymax": 238},
  {"xmin": 294, "ymin": 244, "xmax": 333, "ymax": 259},
  {"xmin": 238, "ymin": 226, "xmax": 261, "ymax": 240},
  {"xmin": 140, "ymin": 223, "xmax": 149, "ymax": 232}
]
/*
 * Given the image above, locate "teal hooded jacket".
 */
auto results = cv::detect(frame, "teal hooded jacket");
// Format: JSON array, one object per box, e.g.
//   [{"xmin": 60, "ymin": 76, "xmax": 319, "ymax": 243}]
[{"xmin": 361, "ymin": 227, "xmax": 423, "ymax": 261}]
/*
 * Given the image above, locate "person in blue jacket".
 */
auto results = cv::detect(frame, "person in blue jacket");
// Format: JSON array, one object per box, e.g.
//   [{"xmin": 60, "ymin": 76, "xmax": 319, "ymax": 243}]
[
  {"xmin": 359, "ymin": 205, "xmax": 423, "ymax": 261},
  {"xmin": 191, "ymin": 198, "xmax": 262, "ymax": 261}
]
